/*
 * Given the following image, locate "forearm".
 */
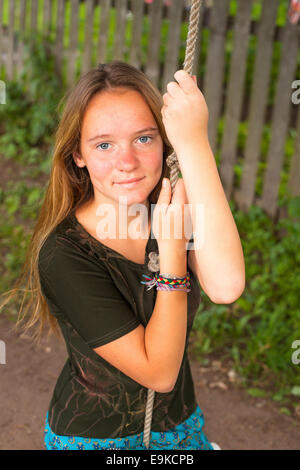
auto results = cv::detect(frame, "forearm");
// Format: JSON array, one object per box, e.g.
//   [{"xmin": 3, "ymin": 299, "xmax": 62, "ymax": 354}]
[
  {"xmin": 144, "ymin": 249, "xmax": 187, "ymax": 392},
  {"xmin": 174, "ymin": 136, "xmax": 245, "ymax": 301}
]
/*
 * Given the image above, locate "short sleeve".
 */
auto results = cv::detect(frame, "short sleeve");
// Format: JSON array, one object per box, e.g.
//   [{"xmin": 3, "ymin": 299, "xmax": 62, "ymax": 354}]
[{"xmin": 38, "ymin": 237, "xmax": 141, "ymax": 348}]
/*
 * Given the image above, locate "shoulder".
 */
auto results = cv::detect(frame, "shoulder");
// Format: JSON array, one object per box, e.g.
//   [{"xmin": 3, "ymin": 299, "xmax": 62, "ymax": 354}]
[
  {"xmin": 38, "ymin": 214, "xmax": 73, "ymax": 262},
  {"xmin": 38, "ymin": 213, "xmax": 103, "ymax": 275}
]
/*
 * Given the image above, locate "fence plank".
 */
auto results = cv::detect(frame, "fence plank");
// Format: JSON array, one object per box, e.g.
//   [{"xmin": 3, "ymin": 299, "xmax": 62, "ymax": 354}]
[
  {"xmin": 67, "ymin": 0, "xmax": 79, "ymax": 86},
  {"xmin": 288, "ymin": 107, "xmax": 300, "ymax": 198},
  {"xmin": 234, "ymin": 0, "xmax": 279, "ymax": 212},
  {"xmin": 129, "ymin": 0, "xmax": 144, "ymax": 68},
  {"xmin": 145, "ymin": 0, "xmax": 164, "ymax": 87},
  {"xmin": 6, "ymin": 0, "xmax": 15, "ymax": 81},
  {"xmin": 43, "ymin": 0, "xmax": 52, "ymax": 36},
  {"xmin": 161, "ymin": 0, "xmax": 185, "ymax": 93},
  {"xmin": 219, "ymin": 0, "xmax": 253, "ymax": 199},
  {"xmin": 113, "ymin": 0, "xmax": 127, "ymax": 60},
  {"xmin": 54, "ymin": 0, "xmax": 65, "ymax": 81},
  {"xmin": 204, "ymin": 0, "xmax": 230, "ymax": 155},
  {"xmin": 82, "ymin": 0, "xmax": 95, "ymax": 74},
  {"xmin": 19, "ymin": 0, "xmax": 27, "ymax": 37},
  {"xmin": 16, "ymin": 0, "xmax": 27, "ymax": 75},
  {"xmin": 30, "ymin": 0, "xmax": 38, "ymax": 32},
  {"xmin": 257, "ymin": 20, "xmax": 300, "ymax": 218},
  {"xmin": 98, "ymin": 0, "xmax": 111, "ymax": 63}
]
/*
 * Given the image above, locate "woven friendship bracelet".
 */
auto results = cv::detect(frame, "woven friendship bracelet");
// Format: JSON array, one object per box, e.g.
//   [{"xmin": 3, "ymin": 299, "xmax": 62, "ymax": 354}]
[{"xmin": 140, "ymin": 272, "xmax": 191, "ymax": 292}]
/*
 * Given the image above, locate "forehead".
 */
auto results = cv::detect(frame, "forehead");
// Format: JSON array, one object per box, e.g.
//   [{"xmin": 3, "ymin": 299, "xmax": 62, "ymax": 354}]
[{"xmin": 81, "ymin": 88, "xmax": 156, "ymax": 136}]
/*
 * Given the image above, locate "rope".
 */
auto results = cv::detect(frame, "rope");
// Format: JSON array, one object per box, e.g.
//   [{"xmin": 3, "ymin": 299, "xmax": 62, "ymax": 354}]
[{"xmin": 142, "ymin": 0, "xmax": 203, "ymax": 449}]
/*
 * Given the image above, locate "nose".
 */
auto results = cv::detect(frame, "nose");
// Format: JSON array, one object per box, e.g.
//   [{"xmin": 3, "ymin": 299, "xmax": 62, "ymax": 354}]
[{"xmin": 116, "ymin": 145, "xmax": 139, "ymax": 171}]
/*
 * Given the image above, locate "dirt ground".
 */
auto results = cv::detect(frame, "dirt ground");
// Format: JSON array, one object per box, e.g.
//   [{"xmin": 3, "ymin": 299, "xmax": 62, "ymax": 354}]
[{"xmin": 0, "ymin": 314, "xmax": 300, "ymax": 451}]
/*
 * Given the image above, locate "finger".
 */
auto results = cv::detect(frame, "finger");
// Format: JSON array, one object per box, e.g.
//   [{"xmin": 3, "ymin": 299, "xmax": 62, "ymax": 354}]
[
  {"xmin": 170, "ymin": 178, "xmax": 187, "ymax": 205},
  {"xmin": 166, "ymin": 80, "xmax": 185, "ymax": 98},
  {"xmin": 157, "ymin": 177, "xmax": 171, "ymax": 206},
  {"xmin": 161, "ymin": 105, "xmax": 168, "ymax": 120},
  {"xmin": 174, "ymin": 69, "xmax": 197, "ymax": 94},
  {"xmin": 162, "ymin": 91, "xmax": 171, "ymax": 105}
]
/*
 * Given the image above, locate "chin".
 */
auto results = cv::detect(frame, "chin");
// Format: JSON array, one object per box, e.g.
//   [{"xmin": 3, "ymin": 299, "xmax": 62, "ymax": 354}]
[
  {"xmin": 117, "ymin": 196, "xmax": 148, "ymax": 208},
  {"xmin": 117, "ymin": 187, "xmax": 149, "ymax": 202}
]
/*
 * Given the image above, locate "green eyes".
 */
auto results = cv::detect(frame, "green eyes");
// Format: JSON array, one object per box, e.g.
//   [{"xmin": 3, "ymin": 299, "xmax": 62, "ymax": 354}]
[{"xmin": 96, "ymin": 135, "xmax": 153, "ymax": 151}]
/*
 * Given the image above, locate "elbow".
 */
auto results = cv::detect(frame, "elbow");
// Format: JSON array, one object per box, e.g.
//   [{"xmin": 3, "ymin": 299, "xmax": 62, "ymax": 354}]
[
  {"xmin": 156, "ymin": 384, "xmax": 174, "ymax": 394},
  {"xmin": 155, "ymin": 379, "xmax": 176, "ymax": 393},
  {"xmin": 208, "ymin": 278, "xmax": 245, "ymax": 305},
  {"xmin": 155, "ymin": 374, "xmax": 178, "ymax": 393}
]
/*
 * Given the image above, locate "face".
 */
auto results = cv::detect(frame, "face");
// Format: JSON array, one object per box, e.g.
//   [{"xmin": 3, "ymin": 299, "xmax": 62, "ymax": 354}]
[{"xmin": 73, "ymin": 88, "xmax": 163, "ymax": 212}]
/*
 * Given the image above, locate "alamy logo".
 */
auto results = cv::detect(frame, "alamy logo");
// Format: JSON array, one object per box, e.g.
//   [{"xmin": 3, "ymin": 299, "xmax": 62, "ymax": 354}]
[
  {"xmin": 0, "ymin": 340, "xmax": 6, "ymax": 364},
  {"xmin": 94, "ymin": 199, "xmax": 205, "ymax": 250},
  {"xmin": 291, "ymin": 80, "xmax": 300, "ymax": 104},
  {"xmin": 0, "ymin": 80, "xmax": 6, "ymax": 104},
  {"xmin": 291, "ymin": 340, "xmax": 300, "ymax": 365}
]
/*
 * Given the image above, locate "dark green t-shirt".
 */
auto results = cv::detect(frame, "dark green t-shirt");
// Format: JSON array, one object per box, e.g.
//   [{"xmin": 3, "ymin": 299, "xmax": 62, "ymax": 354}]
[{"xmin": 38, "ymin": 208, "xmax": 201, "ymax": 439}]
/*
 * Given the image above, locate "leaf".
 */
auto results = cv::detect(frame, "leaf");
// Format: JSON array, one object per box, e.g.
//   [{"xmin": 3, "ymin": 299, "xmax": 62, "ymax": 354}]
[
  {"xmin": 272, "ymin": 393, "xmax": 284, "ymax": 402},
  {"xmin": 236, "ymin": 314, "xmax": 251, "ymax": 334},
  {"xmin": 290, "ymin": 386, "xmax": 300, "ymax": 397},
  {"xmin": 247, "ymin": 388, "xmax": 267, "ymax": 398},
  {"xmin": 6, "ymin": 194, "xmax": 21, "ymax": 215},
  {"xmin": 288, "ymin": 197, "xmax": 300, "ymax": 220},
  {"xmin": 279, "ymin": 407, "xmax": 291, "ymax": 416},
  {"xmin": 27, "ymin": 187, "xmax": 42, "ymax": 205},
  {"xmin": 232, "ymin": 345, "xmax": 240, "ymax": 363}
]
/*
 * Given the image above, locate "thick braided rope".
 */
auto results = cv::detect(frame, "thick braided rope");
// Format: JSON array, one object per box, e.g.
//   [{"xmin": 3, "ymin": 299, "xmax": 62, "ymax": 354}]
[
  {"xmin": 142, "ymin": 0, "xmax": 202, "ymax": 450},
  {"xmin": 166, "ymin": 0, "xmax": 203, "ymax": 193}
]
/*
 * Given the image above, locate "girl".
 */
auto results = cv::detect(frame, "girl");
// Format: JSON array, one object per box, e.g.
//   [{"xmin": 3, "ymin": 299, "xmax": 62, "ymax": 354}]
[{"xmin": 3, "ymin": 61, "xmax": 244, "ymax": 450}]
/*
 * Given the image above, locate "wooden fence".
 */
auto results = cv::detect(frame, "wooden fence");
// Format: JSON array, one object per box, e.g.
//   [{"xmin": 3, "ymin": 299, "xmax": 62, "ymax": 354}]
[{"xmin": 0, "ymin": 0, "xmax": 299, "ymax": 219}]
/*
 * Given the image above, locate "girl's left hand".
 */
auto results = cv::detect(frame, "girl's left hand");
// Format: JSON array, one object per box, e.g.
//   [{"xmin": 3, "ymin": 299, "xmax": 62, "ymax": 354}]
[{"xmin": 161, "ymin": 70, "xmax": 209, "ymax": 153}]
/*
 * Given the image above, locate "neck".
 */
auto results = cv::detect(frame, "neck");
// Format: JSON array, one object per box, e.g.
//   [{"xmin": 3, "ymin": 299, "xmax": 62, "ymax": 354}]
[{"xmin": 86, "ymin": 196, "xmax": 151, "ymax": 242}]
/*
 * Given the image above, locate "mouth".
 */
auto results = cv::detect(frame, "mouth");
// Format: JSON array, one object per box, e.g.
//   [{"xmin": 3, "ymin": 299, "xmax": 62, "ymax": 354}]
[{"xmin": 114, "ymin": 176, "xmax": 145, "ymax": 187}]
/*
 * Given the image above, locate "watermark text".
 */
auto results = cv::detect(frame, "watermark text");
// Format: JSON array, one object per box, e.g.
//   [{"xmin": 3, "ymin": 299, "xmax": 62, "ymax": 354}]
[
  {"xmin": 291, "ymin": 80, "xmax": 300, "ymax": 104},
  {"xmin": 0, "ymin": 340, "xmax": 6, "ymax": 364},
  {"xmin": 291, "ymin": 340, "xmax": 300, "ymax": 365},
  {"xmin": 0, "ymin": 80, "xmax": 6, "ymax": 104},
  {"xmin": 94, "ymin": 198, "xmax": 205, "ymax": 250}
]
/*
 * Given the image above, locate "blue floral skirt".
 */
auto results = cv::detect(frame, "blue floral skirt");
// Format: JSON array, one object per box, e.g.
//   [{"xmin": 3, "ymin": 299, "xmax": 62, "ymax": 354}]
[{"xmin": 44, "ymin": 405, "xmax": 214, "ymax": 450}]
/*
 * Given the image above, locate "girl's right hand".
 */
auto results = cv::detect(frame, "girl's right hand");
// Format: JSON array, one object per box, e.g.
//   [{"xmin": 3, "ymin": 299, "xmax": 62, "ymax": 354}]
[{"xmin": 152, "ymin": 177, "xmax": 191, "ymax": 253}]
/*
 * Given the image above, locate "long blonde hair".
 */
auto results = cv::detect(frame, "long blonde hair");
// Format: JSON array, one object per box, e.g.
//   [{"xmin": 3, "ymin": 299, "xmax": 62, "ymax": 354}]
[{"xmin": 0, "ymin": 61, "xmax": 172, "ymax": 342}]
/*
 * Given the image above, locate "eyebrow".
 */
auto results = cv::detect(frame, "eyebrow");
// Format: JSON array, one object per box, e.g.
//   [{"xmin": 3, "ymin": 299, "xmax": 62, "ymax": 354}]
[{"xmin": 87, "ymin": 127, "xmax": 159, "ymax": 142}]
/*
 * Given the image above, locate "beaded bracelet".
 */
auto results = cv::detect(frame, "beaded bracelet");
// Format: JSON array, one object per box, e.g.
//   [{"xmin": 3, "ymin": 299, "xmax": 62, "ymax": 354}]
[{"xmin": 140, "ymin": 272, "xmax": 191, "ymax": 293}]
